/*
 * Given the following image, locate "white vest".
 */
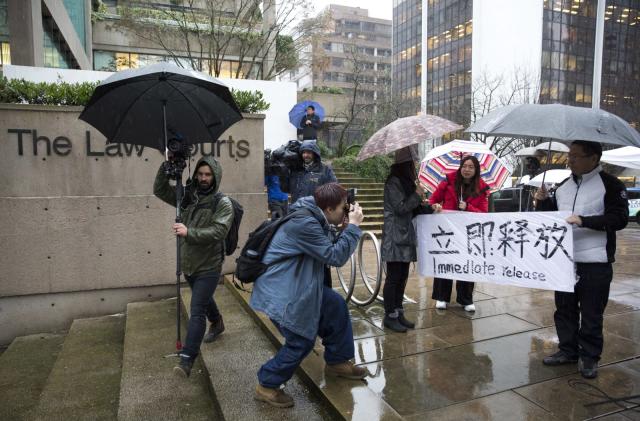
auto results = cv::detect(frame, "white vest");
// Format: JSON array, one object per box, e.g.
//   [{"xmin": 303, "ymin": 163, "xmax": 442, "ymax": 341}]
[{"xmin": 554, "ymin": 166, "xmax": 608, "ymax": 263}]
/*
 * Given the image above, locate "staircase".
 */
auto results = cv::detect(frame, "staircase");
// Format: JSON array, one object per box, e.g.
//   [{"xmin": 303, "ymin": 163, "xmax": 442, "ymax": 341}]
[
  {"xmin": 0, "ymin": 288, "xmax": 336, "ymax": 421},
  {"xmin": 332, "ymin": 168, "xmax": 384, "ymax": 237}
]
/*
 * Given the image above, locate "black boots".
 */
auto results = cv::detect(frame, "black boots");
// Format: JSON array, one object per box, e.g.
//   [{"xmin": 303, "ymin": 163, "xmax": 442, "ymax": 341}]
[
  {"xmin": 397, "ymin": 313, "xmax": 415, "ymax": 329},
  {"xmin": 203, "ymin": 316, "xmax": 225, "ymax": 343},
  {"xmin": 383, "ymin": 315, "xmax": 407, "ymax": 333}
]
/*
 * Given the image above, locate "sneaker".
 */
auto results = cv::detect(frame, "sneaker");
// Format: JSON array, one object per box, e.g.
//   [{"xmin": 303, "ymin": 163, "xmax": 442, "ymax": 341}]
[
  {"xmin": 435, "ymin": 300, "xmax": 447, "ymax": 310},
  {"xmin": 203, "ymin": 317, "xmax": 225, "ymax": 343},
  {"xmin": 383, "ymin": 315, "xmax": 408, "ymax": 333},
  {"xmin": 398, "ymin": 313, "xmax": 415, "ymax": 329},
  {"xmin": 542, "ymin": 350, "xmax": 578, "ymax": 366},
  {"xmin": 173, "ymin": 357, "xmax": 194, "ymax": 378},
  {"xmin": 579, "ymin": 358, "xmax": 598, "ymax": 379},
  {"xmin": 464, "ymin": 304, "xmax": 476, "ymax": 312},
  {"xmin": 254, "ymin": 384, "xmax": 294, "ymax": 408},
  {"xmin": 325, "ymin": 361, "xmax": 368, "ymax": 380}
]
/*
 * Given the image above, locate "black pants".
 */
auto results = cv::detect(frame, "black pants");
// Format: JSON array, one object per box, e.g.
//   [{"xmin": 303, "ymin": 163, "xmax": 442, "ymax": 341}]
[
  {"xmin": 383, "ymin": 262, "xmax": 410, "ymax": 314},
  {"xmin": 555, "ymin": 262, "xmax": 612, "ymax": 362},
  {"xmin": 431, "ymin": 278, "xmax": 475, "ymax": 306}
]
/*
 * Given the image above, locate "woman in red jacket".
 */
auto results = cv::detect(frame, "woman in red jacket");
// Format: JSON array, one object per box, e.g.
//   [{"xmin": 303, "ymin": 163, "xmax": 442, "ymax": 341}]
[{"xmin": 428, "ymin": 155, "xmax": 490, "ymax": 312}]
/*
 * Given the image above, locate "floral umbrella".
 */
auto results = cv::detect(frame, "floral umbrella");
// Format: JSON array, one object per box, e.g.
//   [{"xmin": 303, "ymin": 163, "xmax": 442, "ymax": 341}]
[
  {"xmin": 357, "ymin": 114, "xmax": 462, "ymax": 161},
  {"xmin": 418, "ymin": 139, "xmax": 512, "ymax": 193}
]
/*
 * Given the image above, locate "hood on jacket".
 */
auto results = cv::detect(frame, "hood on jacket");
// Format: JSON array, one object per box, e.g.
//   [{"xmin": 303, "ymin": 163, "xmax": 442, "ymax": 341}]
[
  {"xmin": 299, "ymin": 140, "xmax": 322, "ymax": 162},
  {"xmin": 289, "ymin": 195, "xmax": 327, "ymax": 227},
  {"xmin": 445, "ymin": 171, "xmax": 490, "ymax": 193},
  {"xmin": 192, "ymin": 155, "xmax": 222, "ymax": 194}
]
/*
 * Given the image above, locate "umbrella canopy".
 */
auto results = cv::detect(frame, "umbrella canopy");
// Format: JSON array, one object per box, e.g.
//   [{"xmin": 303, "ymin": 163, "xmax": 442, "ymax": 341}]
[
  {"xmin": 535, "ymin": 141, "xmax": 570, "ymax": 153},
  {"xmin": 466, "ymin": 104, "xmax": 640, "ymax": 147},
  {"xmin": 357, "ymin": 114, "xmax": 462, "ymax": 161},
  {"xmin": 79, "ymin": 62, "xmax": 242, "ymax": 151},
  {"xmin": 288, "ymin": 100, "xmax": 325, "ymax": 129},
  {"xmin": 601, "ymin": 146, "xmax": 640, "ymax": 170},
  {"xmin": 418, "ymin": 139, "xmax": 512, "ymax": 193},
  {"xmin": 527, "ymin": 169, "xmax": 571, "ymax": 187}
]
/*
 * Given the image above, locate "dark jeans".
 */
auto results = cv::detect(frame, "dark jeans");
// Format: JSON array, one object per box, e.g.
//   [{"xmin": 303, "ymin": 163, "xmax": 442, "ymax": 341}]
[
  {"xmin": 182, "ymin": 271, "xmax": 221, "ymax": 360},
  {"xmin": 432, "ymin": 278, "xmax": 475, "ymax": 306},
  {"xmin": 257, "ymin": 287, "xmax": 354, "ymax": 388},
  {"xmin": 383, "ymin": 262, "xmax": 410, "ymax": 314},
  {"xmin": 268, "ymin": 200, "xmax": 289, "ymax": 220},
  {"xmin": 554, "ymin": 262, "xmax": 612, "ymax": 362}
]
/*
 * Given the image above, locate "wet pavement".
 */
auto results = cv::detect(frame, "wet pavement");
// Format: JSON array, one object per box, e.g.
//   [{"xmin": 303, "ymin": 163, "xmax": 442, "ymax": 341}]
[
  {"xmin": 333, "ymin": 226, "xmax": 640, "ymax": 420},
  {"xmin": 230, "ymin": 226, "xmax": 640, "ymax": 420}
]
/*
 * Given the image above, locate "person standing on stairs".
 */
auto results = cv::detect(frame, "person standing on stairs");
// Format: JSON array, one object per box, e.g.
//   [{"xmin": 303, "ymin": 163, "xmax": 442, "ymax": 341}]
[
  {"xmin": 381, "ymin": 149, "xmax": 439, "ymax": 333},
  {"xmin": 428, "ymin": 155, "xmax": 490, "ymax": 313},
  {"xmin": 154, "ymin": 156, "xmax": 233, "ymax": 378}
]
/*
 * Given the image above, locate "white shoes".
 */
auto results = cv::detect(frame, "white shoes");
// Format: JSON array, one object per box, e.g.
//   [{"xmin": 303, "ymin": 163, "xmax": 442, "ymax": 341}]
[
  {"xmin": 464, "ymin": 304, "xmax": 476, "ymax": 312},
  {"xmin": 435, "ymin": 300, "xmax": 447, "ymax": 309}
]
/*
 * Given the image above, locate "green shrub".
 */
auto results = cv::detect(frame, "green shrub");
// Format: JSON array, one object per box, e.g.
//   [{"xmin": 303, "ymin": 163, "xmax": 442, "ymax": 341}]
[
  {"xmin": 0, "ymin": 78, "xmax": 270, "ymax": 114},
  {"xmin": 333, "ymin": 155, "xmax": 392, "ymax": 183},
  {"xmin": 0, "ymin": 77, "xmax": 99, "ymax": 106},
  {"xmin": 231, "ymin": 89, "xmax": 270, "ymax": 113},
  {"xmin": 317, "ymin": 140, "xmax": 333, "ymax": 158},
  {"xmin": 312, "ymin": 86, "xmax": 343, "ymax": 94}
]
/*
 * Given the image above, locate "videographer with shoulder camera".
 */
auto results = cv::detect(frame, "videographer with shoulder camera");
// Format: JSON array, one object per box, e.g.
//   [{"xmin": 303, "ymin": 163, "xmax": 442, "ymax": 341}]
[
  {"xmin": 250, "ymin": 183, "xmax": 366, "ymax": 408},
  {"xmin": 281, "ymin": 140, "xmax": 337, "ymax": 205},
  {"xmin": 154, "ymin": 154, "xmax": 233, "ymax": 378}
]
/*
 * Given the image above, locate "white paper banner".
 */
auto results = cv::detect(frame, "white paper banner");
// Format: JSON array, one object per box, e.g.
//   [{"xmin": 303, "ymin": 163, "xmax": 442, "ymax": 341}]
[{"xmin": 416, "ymin": 211, "xmax": 576, "ymax": 292}]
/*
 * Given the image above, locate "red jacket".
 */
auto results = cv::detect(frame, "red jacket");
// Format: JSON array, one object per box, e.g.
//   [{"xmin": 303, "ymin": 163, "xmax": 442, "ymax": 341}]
[{"xmin": 429, "ymin": 172, "xmax": 490, "ymax": 212}]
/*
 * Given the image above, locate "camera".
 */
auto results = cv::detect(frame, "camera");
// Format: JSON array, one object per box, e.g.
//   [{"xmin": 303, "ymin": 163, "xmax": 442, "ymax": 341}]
[
  {"xmin": 347, "ymin": 188, "xmax": 357, "ymax": 206},
  {"xmin": 163, "ymin": 136, "xmax": 193, "ymax": 180},
  {"xmin": 265, "ymin": 140, "xmax": 303, "ymax": 177}
]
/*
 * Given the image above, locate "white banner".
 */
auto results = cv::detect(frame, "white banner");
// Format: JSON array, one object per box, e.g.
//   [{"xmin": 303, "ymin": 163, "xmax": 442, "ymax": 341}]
[{"xmin": 416, "ymin": 211, "xmax": 576, "ymax": 292}]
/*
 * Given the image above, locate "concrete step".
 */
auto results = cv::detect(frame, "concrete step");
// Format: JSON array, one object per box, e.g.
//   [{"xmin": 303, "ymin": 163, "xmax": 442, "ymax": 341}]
[
  {"xmin": 181, "ymin": 284, "xmax": 339, "ymax": 420},
  {"xmin": 340, "ymin": 183, "xmax": 384, "ymax": 189},
  {"xmin": 118, "ymin": 299, "xmax": 219, "ymax": 421},
  {"xmin": 32, "ymin": 315, "xmax": 125, "ymax": 421},
  {"xmin": 223, "ymin": 276, "xmax": 401, "ymax": 420},
  {"xmin": 0, "ymin": 333, "xmax": 65, "ymax": 420}
]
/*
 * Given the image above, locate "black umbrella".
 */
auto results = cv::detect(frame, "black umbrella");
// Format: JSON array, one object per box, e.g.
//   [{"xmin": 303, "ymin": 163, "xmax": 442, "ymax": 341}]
[
  {"xmin": 79, "ymin": 62, "xmax": 243, "ymax": 151},
  {"xmin": 79, "ymin": 63, "xmax": 243, "ymax": 352}
]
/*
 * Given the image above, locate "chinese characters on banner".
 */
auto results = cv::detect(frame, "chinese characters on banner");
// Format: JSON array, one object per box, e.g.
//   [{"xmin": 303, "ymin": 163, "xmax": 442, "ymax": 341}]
[{"xmin": 416, "ymin": 211, "xmax": 576, "ymax": 292}]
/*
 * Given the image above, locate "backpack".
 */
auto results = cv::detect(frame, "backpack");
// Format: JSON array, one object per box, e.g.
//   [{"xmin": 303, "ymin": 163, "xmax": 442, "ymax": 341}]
[
  {"xmin": 211, "ymin": 193, "xmax": 244, "ymax": 257},
  {"xmin": 234, "ymin": 208, "xmax": 310, "ymax": 284}
]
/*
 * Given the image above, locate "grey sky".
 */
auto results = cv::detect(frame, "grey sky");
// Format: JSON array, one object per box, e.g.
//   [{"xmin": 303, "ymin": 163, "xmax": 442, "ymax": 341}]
[{"xmin": 310, "ymin": 0, "xmax": 392, "ymax": 21}]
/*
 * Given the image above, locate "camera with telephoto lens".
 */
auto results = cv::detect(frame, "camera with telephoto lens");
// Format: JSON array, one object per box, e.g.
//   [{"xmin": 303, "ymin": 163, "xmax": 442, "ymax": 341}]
[{"xmin": 163, "ymin": 136, "xmax": 193, "ymax": 180}]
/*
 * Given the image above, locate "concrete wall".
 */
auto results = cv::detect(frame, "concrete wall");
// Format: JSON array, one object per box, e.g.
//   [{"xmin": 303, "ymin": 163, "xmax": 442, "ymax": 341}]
[
  {"xmin": 2, "ymin": 65, "xmax": 298, "ymax": 152},
  {"xmin": 0, "ymin": 104, "xmax": 266, "ymax": 345}
]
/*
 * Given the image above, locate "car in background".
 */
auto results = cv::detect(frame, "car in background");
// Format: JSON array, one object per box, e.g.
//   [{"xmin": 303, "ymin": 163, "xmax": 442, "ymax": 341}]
[
  {"xmin": 489, "ymin": 186, "xmax": 538, "ymax": 212},
  {"xmin": 628, "ymin": 187, "xmax": 640, "ymax": 225}
]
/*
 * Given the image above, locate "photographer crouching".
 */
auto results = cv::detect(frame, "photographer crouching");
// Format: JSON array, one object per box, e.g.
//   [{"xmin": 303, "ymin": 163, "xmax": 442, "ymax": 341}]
[
  {"xmin": 154, "ymin": 152, "xmax": 233, "ymax": 378},
  {"xmin": 250, "ymin": 183, "xmax": 366, "ymax": 408}
]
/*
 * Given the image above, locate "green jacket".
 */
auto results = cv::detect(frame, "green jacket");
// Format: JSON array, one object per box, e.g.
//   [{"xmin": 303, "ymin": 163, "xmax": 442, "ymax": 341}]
[{"xmin": 153, "ymin": 156, "xmax": 233, "ymax": 276}]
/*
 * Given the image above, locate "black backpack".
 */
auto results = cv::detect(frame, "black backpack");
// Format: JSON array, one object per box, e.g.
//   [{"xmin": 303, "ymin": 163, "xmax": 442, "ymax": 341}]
[
  {"xmin": 234, "ymin": 208, "xmax": 310, "ymax": 284},
  {"xmin": 211, "ymin": 193, "xmax": 244, "ymax": 257}
]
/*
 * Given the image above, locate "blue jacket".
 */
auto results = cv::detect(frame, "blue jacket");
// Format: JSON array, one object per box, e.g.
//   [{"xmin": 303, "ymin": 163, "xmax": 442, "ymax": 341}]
[
  {"xmin": 281, "ymin": 140, "xmax": 337, "ymax": 203},
  {"xmin": 265, "ymin": 175, "xmax": 288, "ymax": 202},
  {"xmin": 249, "ymin": 196, "xmax": 361, "ymax": 340}
]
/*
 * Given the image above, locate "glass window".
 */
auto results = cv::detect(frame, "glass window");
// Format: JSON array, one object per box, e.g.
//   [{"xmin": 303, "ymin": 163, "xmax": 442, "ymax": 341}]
[
  {"xmin": 63, "ymin": 0, "xmax": 87, "ymax": 52},
  {"xmin": 93, "ymin": 50, "xmax": 116, "ymax": 71}
]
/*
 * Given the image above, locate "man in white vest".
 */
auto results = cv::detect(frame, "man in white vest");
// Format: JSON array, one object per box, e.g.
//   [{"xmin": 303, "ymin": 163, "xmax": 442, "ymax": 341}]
[{"xmin": 535, "ymin": 140, "xmax": 628, "ymax": 379}]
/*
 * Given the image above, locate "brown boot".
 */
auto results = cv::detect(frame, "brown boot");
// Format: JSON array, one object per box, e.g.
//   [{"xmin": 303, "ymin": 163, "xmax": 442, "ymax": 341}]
[
  {"xmin": 325, "ymin": 361, "xmax": 368, "ymax": 380},
  {"xmin": 203, "ymin": 317, "xmax": 225, "ymax": 343},
  {"xmin": 254, "ymin": 384, "xmax": 294, "ymax": 408}
]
